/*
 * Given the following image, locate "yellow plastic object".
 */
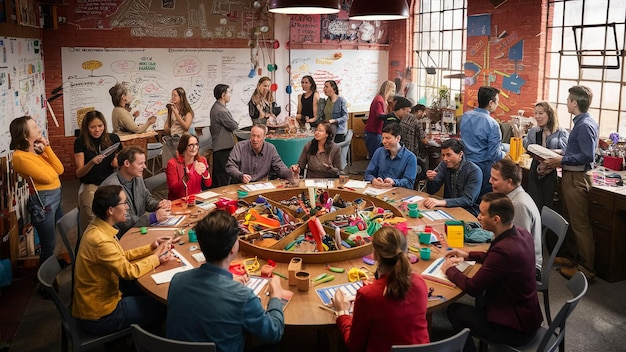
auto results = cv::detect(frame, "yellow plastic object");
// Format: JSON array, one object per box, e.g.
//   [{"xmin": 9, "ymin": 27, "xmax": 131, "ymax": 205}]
[{"xmin": 348, "ymin": 267, "xmax": 369, "ymax": 282}]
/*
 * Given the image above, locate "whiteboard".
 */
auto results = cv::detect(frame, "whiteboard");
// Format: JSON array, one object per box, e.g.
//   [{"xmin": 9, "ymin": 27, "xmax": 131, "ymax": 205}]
[
  {"xmin": 289, "ymin": 49, "xmax": 389, "ymax": 113},
  {"xmin": 0, "ymin": 37, "xmax": 47, "ymax": 155},
  {"xmin": 61, "ymin": 47, "xmax": 261, "ymax": 136}
]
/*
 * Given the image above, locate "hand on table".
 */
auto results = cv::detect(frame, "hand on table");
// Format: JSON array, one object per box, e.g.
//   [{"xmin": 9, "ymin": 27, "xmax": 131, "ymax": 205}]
[
  {"xmin": 331, "ymin": 289, "xmax": 350, "ymax": 311},
  {"xmin": 383, "ymin": 178, "xmax": 395, "ymax": 187},
  {"xmin": 426, "ymin": 170, "xmax": 438, "ymax": 181},
  {"xmin": 268, "ymin": 275, "xmax": 283, "ymax": 299},
  {"xmin": 371, "ymin": 177, "xmax": 389, "ymax": 188},
  {"xmin": 154, "ymin": 241, "xmax": 172, "ymax": 264},
  {"xmin": 445, "ymin": 248, "xmax": 469, "ymax": 260},
  {"xmin": 155, "ymin": 208, "xmax": 169, "ymax": 223},
  {"xmin": 158, "ymin": 199, "xmax": 172, "ymax": 210},
  {"xmin": 441, "ymin": 256, "xmax": 465, "ymax": 273},
  {"xmin": 422, "ymin": 197, "xmax": 445, "ymax": 209},
  {"xmin": 234, "ymin": 274, "xmax": 249, "ymax": 285},
  {"xmin": 242, "ymin": 174, "xmax": 252, "ymax": 184}
]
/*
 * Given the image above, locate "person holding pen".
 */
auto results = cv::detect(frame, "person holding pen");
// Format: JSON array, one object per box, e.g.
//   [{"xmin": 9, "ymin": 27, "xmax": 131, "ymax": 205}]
[{"xmin": 73, "ymin": 185, "xmax": 171, "ymax": 335}]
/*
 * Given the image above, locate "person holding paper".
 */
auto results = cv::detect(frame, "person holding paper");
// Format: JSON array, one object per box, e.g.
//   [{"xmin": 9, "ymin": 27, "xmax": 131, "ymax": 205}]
[
  {"xmin": 523, "ymin": 102, "xmax": 569, "ymax": 212},
  {"xmin": 225, "ymin": 124, "xmax": 295, "ymax": 184},
  {"xmin": 73, "ymin": 185, "xmax": 170, "ymax": 335},
  {"xmin": 100, "ymin": 145, "xmax": 171, "ymax": 237},
  {"xmin": 423, "ymin": 139, "xmax": 482, "ymax": 216},
  {"xmin": 74, "ymin": 110, "xmax": 122, "ymax": 232},
  {"xmin": 10, "ymin": 115, "xmax": 64, "ymax": 265},
  {"xmin": 442, "ymin": 193, "xmax": 542, "ymax": 352},
  {"xmin": 291, "ymin": 122, "xmax": 342, "ymax": 178},
  {"xmin": 167, "ymin": 210, "xmax": 285, "ymax": 351},
  {"xmin": 109, "ymin": 82, "xmax": 156, "ymax": 135},
  {"xmin": 165, "ymin": 132, "xmax": 212, "ymax": 200},
  {"xmin": 364, "ymin": 123, "xmax": 417, "ymax": 189},
  {"xmin": 332, "ymin": 227, "xmax": 429, "ymax": 351}
]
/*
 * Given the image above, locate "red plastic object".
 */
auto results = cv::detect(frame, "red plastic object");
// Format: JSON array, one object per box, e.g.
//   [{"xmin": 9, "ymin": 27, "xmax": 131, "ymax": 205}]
[
  {"xmin": 270, "ymin": 83, "xmax": 278, "ymax": 92},
  {"xmin": 308, "ymin": 216, "xmax": 325, "ymax": 252},
  {"xmin": 229, "ymin": 262, "xmax": 246, "ymax": 276},
  {"xmin": 215, "ymin": 197, "xmax": 238, "ymax": 214}
]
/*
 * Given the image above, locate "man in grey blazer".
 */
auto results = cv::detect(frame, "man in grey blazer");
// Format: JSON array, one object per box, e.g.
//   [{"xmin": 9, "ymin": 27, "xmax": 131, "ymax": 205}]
[{"xmin": 210, "ymin": 84, "xmax": 239, "ymax": 187}]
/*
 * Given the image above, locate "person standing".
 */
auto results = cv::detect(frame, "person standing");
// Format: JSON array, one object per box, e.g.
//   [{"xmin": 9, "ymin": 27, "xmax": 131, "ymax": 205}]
[
  {"xmin": 109, "ymin": 82, "xmax": 156, "ymax": 135},
  {"xmin": 544, "ymin": 85, "xmax": 598, "ymax": 281},
  {"xmin": 365, "ymin": 81, "xmax": 395, "ymax": 158},
  {"xmin": 332, "ymin": 227, "xmax": 429, "ymax": 351},
  {"xmin": 320, "ymin": 80, "xmax": 348, "ymax": 143},
  {"xmin": 296, "ymin": 75, "xmax": 320, "ymax": 128},
  {"xmin": 459, "ymin": 86, "xmax": 505, "ymax": 197},
  {"xmin": 10, "ymin": 116, "xmax": 64, "ymax": 264},
  {"xmin": 165, "ymin": 133, "xmax": 212, "ymax": 200},
  {"xmin": 443, "ymin": 193, "xmax": 542, "ymax": 351},
  {"xmin": 523, "ymin": 102, "xmax": 569, "ymax": 210},
  {"xmin": 210, "ymin": 84, "xmax": 239, "ymax": 187},
  {"xmin": 74, "ymin": 110, "xmax": 122, "ymax": 232},
  {"xmin": 400, "ymin": 104, "xmax": 430, "ymax": 178},
  {"xmin": 163, "ymin": 87, "xmax": 194, "ymax": 164},
  {"xmin": 248, "ymin": 76, "xmax": 277, "ymax": 125},
  {"xmin": 380, "ymin": 96, "xmax": 412, "ymax": 128}
]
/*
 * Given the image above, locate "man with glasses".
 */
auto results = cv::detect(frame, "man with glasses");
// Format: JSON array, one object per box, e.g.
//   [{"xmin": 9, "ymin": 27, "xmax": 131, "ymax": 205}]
[
  {"xmin": 101, "ymin": 145, "xmax": 171, "ymax": 237},
  {"xmin": 460, "ymin": 86, "xmax": 505, "ymax": 198},
  {"xmin": 225, "ymin": 124, "xmax": 295, "ymax": 184},
  {"xmin": 210, "ymin": 84, "xmax": 239, "ymax": 187}
]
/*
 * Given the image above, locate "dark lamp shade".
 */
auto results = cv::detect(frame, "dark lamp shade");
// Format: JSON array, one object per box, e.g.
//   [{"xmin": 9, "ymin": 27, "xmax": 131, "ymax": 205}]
[
  {"xmin": 269, "ymin": 0, "xmax": 340, "ymax": 14},
  {"xmin": 348, "ymin": 0, "xmax": 409, "ymax": 20}
]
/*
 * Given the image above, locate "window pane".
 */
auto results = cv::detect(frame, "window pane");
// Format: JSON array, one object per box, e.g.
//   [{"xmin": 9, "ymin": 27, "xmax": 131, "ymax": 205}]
[
  {"xmin": 608, "ymin": 0, "xmax": 626, "ymax": 23},
  {"xmin": 549, "ymin": 28, "xmax": 563, "ymax": 52},
  {"xmin": 442, "ymin": 31, "xmax": 453, "ymax": 50},
  {"xmin": 548, "ymin": 53, "xmax": 561, "ymax": 77},
  {"xmin": 443, "ymin": 10, "xmax": 453, "ymax": 29},
  {"xmin": 453, "ymin": 9, "xmax": 464, "ymax": 29},
  {"xmin": 601, "ymin": 82, "xmax": 621, "ymax": 110},
  {"xmin": 580, "ymin": 68, "xmax": 603, "ymax": 80},
  {"xmin": 422, "ymin": 13, "xmax": 431, "ymax": 30},
  {"xmin": 599, "ymin": 110, "xmax": 618, "ymax": 136},
  {"xmin": 551, "ymin": 1, "xmax": 564, "ymax": 27},
  {"xmin": 547, "ymin": 79, "xmax": 560, "ymax": 102},
  {"xmin": 563, "ymin": 0, "xmax": 583, "ymax": 26},
  {"xmin": 557, "ymin": 105, "xmax": 572, "ymax": 130},
  {"xmin": 560, "ymin": 56, "xmax": 580, "ymax": 79},
  {"xmin": 579, "ymin": 81, "xmax": 603, "ymax": 109},
  {"xmin": 584, "ymin": 0, "xmax": 608, "ymax": 25}
]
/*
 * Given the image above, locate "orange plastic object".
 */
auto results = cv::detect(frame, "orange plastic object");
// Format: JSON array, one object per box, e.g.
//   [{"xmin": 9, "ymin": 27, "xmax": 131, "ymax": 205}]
[{"xmin": 248, "ymin": 208, "xmax": 280, "ymax": 228}]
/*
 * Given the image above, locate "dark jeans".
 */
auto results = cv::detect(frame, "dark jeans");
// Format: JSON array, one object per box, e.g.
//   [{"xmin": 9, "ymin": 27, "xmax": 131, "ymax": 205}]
[
  {"xmin": 447, "ymin": 303, "xmax": 537, "ymax": 352},
  {"xmin": 364, "ymin": 132, "xmax": 382, "ymax": 159},
  {"xmin": 334, "ymin": 134, "xmax": 346, "ymax": 143},
  {"xmin": 213, "ymin": 149, "xmax": 232, "ymax": 187},
  {"xmin": 32, "ymin": 187, "xmax": 63, "ymax": 264}
]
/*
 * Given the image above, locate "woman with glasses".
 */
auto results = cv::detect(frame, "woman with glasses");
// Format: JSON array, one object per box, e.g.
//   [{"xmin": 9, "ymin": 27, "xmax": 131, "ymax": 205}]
[
  {"xmin": 73, "ymin": 185, "xmax": 171, "ymax": 335},
  {"xmin": 290, "ymin": 122, "xmax": 342, "ymax": 178},
  {"xmin": 165, "ymin": 132, "xmax": 212, "ymax": 200},
  {"xmin": 295, "ymin": 75, "xmax": 320, "ymax": 128}
]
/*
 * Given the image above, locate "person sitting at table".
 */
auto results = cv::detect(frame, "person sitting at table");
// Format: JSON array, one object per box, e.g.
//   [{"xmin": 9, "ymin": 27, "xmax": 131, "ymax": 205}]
[
  {"xmin": 290, "ymin": 122, "xmax": 342, "ymax": 179},
  {"xmin": 332, "ymin": 226, "xmax": 429, "ymax": 351},
  {"xmin": 74, "ymin": 110, "xmax": 122, "ymax": 233},
  {"xmin": 109, "ymin": 82, "xmax": 156, "ymax": 135},
  {"xmin": 73, "ymin": 185, "xmax": 171, "ymax": 335},
  {"xmin": 165, "ymin": 132, "xmax": 212, "ymax": 200},
  {"xmin": 489, "ymin": 158, "xmax": 542, "ymax": 281},
  {"xmin": 319, "ymin": 80, "xmax": 348, "ymax": 143},
  {"xmin": 423, "ymin": 139, "xmax": 482, "ymax": 216},
  {"xmin": 166, "ymin": 210, "xmax": 284, "ymax": 351},
  {"xmin": 364, "ymin": 123, "xmax": 417, "ymax": 189},
  {"xmin": 442, "ymin": 193, "xmax": 542, "ymax": 352},
  {"xmin": 296, "ymin": 75, "xmax": 320, "ymax": 128},
  {"xmin": 225, "ymin": 124, "xmax": 295, "ymax": 184},
  {"xmin": 100, "ymin": 145, "xmax": 171, "ymax": 236},
  {"xmin": 380, "ymin": 96, "xmax": 412, "ymax": 128}
]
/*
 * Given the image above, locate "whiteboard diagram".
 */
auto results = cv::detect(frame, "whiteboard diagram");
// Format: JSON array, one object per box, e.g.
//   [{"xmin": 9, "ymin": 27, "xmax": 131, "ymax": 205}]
[{"xmin": 61, "ymin": 47, "xmax": 259, "ymax": 136}]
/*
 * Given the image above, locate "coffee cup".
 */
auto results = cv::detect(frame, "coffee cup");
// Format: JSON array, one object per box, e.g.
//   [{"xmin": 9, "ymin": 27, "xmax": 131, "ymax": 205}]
[
  {"xmin": 295, "ymin": 271, "xmax": 310, "ymax": 291},
  {"xmin": 419, "ymin": 232, "xmax": 431, "ymax": 245},
  {"xmin": 420, "ymin": 247, "xmax": 431, "ymax": 261}
]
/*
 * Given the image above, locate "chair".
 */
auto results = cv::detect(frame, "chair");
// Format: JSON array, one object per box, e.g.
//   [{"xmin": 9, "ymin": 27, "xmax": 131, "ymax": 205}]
[
  {"xmin": 336, "ymin": 129, "xmax": 353, "ymax": 169},
  {"xmin": 144, "ymin": 172, "xmax": 167, "ymax": 193},
  {"xmin": 145, "ymin": 142, "xmax": 164, "ymax": 176},
  {"xmin": 538, "ymin": 206, "xmax": 569, "ymax": 324},
  {"xmin": 198, "ymin": 126, "xmax": 212, "ymax": 156},
  {"xmin": 391, "ymin": 328, "xmax": 469, "ymax": 351},
  {"xmin": 478, "ymin": 272, "xmax": 588, "ymax": 352},
  {"xmin": 131, "ymin": 324, "xmax": 216, "ymax": 352},
  {"xmin": 37, "ymin": 256, "xmax": 132, "ymax": 352},
  {"xmin": 56, "ymin": 207, "xmax": 80, "ymax": 265}
]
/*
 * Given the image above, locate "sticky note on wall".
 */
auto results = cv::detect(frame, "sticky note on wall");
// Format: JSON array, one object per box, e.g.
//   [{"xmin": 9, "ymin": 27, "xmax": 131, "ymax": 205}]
[{"xmin": 445, "ymin": 220, "xmax": 464, "ymax": 248}]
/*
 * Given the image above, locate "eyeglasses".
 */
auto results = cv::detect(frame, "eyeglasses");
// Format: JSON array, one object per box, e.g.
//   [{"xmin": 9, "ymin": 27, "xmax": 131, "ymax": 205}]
[
  {"xmin": 113, "ymin": 202, "xmax": 128, "ymax": 207},
  {"xmin": 187, "ymin": 143, "xmax": 199, "ymax": 149}
]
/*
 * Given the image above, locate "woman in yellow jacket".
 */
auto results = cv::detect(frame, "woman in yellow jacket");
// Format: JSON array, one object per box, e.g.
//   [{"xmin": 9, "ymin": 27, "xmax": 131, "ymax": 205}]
[{"xmin": 10, "ymin": 116, "xmax": 64, "ymax": 264}]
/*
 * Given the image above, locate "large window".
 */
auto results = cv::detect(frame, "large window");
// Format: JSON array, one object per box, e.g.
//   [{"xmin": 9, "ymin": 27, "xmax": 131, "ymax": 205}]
[
  {"xmin": 412, "ymin": 0, "xmax": 467, "ymax": 108},
  {"xmin": 545, "ymin": 0, "xmax": 626, "ymax": 136}
]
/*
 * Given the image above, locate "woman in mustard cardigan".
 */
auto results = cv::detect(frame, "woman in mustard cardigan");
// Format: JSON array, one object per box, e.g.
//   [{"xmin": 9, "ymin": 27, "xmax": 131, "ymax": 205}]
[{"xmin": 10, "ymin": 116, "xmax": 64, "ymax": 264}]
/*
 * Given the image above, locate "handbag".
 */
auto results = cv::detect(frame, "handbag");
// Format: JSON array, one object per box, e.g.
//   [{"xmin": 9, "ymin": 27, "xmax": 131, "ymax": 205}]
[{"xmin": 26, "ymin": 177, "xmax": 49, "ymax": 225}]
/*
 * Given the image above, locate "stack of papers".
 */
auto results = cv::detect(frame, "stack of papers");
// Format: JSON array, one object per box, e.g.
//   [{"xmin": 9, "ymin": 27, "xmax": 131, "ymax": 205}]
[
  {"xmin": 196, "ymin": 190, "xmax": 220, "ymax": 200},
  {"xmin": 343, "ymin": 180, "xmax": 367, "ymax": 189},
  {"xmin": 363, "ymin": 187, "xmax": 395, "ymax": 196},
  {"xmin": 527, "ymin": 144, "xmax": 560, "ymax": 162},
  {"xmin": 304, "ymin": 179, "xmax": 335, "ymax": 188},
  {"xmin": 422, "ymin": 257, "xmax": 475, "ymax": 288},
  {"xmin": 422, "ymin": 210, "xmax": 455, "ymax": 221},
  {"xmin": 242, "ymin": 182, "xmax": 276, "ymax": 192},
  {"xmin": 155, "ymin": 215, "xmax": 185, "ymax": 226}
]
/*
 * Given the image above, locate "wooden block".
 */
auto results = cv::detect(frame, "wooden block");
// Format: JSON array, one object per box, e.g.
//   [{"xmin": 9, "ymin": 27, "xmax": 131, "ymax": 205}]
[{"xmin": 288, "ymin": 257, "xmax": 302, "ymax": 286}]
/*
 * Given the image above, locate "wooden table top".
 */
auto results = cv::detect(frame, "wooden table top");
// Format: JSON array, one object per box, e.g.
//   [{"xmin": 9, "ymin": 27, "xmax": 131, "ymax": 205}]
[{"xmin": 119, "ymin": 180, "xmax": 487, "ymax": 327}]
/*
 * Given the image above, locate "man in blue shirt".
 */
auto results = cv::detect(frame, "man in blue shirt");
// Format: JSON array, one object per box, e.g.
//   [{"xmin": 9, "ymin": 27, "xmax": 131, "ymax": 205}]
[
  {"xmin": 460, "ymin": 86, "xmax": 505, "ymax": 198},
  {"xmin": 166, "ymin": 210, "xmax": 285, "ymax": 351},
  {"xmin": 545, "ymin": 85, "xmax": 598, "ymax": 281},
  {"xmin": 365, "ymin": 122, "xmax": 417, "ymax": 189},
  {"xmin": 423, "ymin": 139, "xmax": 482, "ymax": 216}
]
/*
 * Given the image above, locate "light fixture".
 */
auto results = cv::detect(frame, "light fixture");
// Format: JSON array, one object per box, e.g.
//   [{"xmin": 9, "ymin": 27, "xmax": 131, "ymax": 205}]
[
  {"xmin": 269, "ymin": 0, "xmax": 340, "ymax": 14},
  {"xmin": 349, "ymin": 0, "xmax": 409, "ymax": 21}
]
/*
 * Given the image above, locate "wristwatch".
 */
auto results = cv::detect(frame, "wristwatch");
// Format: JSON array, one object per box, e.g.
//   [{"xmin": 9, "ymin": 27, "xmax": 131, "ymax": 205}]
[{"xmin": 336, "ymin": 310, "xmax": 350, "ymax": 317}]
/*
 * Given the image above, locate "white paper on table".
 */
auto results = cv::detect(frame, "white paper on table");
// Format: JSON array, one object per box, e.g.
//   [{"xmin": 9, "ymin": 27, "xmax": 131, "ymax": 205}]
[
  {"xmin": 422, "ymin": 257, "xmax": 475, "ymax": 284},
  {"xmin": 151, "ymin": 249, "xmax": 193, "ymax": 284},
  {"xmin": 154, "ymin": 215, "xmax": 185, "ymax": 226},
  {"xmin": 401, "ymin": 195, "xmax": 424, "ymax": 203},
  {"xmin": 363, "ymin": 187, "xmax": 395, "ymax": 196},
  {"xmin": 304, "ymin": 179, "xmax": 335, "ymax": 188},
  {"xmin": 196, "ymin": 190, "xmax": 220, "ymax": 199},
  {"xmin": 421, "ymin": 210, "xmax": 455, "ymax": 221},
  {"xmin": 343, "ymin": 180, "xmax": 368, "ymax": 189},
  {"xmin": 242, "ymin": 182, "xmax": 276, "ymax": 192}
]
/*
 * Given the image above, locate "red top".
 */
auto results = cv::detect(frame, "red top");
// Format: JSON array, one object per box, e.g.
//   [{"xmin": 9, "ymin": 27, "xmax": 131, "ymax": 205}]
[
  {"xmin": 365, "ymin": 95, "xmax": 387, "ymax": 134},
  {"xmin": 166, "ymin": 154, "xmax": 212, "ymax": 200},
  {"xmin": 336, "ymin": 273, "xmax": 430, "ymax": 352}
]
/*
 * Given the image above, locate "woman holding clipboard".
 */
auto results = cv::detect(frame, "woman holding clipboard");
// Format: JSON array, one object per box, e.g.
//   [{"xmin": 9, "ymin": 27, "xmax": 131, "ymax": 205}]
[{"xmin": 74, "ymin": 110, "xmax": 122, "ymax": 232}]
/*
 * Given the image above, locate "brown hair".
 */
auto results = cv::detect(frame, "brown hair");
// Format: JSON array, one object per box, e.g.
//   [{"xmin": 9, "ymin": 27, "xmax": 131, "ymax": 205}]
[
  {"xmin": 372, "ymin": 227, "xmax": 412, "ymax": 300},
  {"xmin": 377, "ymin": 80, "xmax": 396, "ymax": 102},
  {"xmin": 308, "ymin": 122, "xmax": 335, "ymax": 156},
  {"xmin": 568, "ymin": 85, "xmax": 593, "ymax": 113},
  {"xmin": 176, "ymin": 132, "xmax": 201, "ymax": 160},
  {"xmin": 481, "ymin": 192, "xmax": 514, "ymax": 225},
  {"xmin": 491, "ymin": 158, "xmax": 522, "ymax": 186},
  {"xmin": 9, "ymin": 115, "xmax": 33, "ymax": 151},
  {"xmin": 78, "ymin": 110, "xmax": 113, "ymax": 153},
  {"xmin": 109, "ymin": 82, "xmax": 130, "ymax": 107},
  {"xmin": 251, "ymin": 77, "xmax": 274, "ymax": 105},
  {"xmin": 116, "ymin": 145, "xmax": 145, "ymax": 166},
  {"xmin": 534, "ymin": 101, "xmax": 559, "ymax": 132}
]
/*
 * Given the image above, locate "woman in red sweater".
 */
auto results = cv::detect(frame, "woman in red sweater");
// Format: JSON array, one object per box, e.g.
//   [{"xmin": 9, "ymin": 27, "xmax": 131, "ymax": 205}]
[
  {"xmin": 333, "ymin": 227, "xmax": 430, "ymax": 351},
  {"xmin": 165, "ymin": 132, "xmax": 212, "ymax": 200}
]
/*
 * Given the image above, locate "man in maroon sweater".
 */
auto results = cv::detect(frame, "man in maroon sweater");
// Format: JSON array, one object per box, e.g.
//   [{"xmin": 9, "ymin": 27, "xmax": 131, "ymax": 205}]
[{"xmin": 442, "ymin": 192, "xmax": 542, "ymax": 351}]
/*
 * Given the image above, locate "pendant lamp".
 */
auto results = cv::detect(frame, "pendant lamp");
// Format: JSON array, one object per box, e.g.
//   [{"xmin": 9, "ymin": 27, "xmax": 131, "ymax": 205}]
[
  {"xmin": 349, "ymin": 0, "xmax": 409, "ymax": 20},
  {"xmin": 269, "ymin": 0, "xmax": 340, "ymax": 14}
]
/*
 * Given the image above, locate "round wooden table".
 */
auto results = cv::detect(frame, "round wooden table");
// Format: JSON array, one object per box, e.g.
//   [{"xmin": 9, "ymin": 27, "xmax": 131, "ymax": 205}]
[{"xmin": 119, "ymin": 180, "xmax": 486, "ymax": 328}]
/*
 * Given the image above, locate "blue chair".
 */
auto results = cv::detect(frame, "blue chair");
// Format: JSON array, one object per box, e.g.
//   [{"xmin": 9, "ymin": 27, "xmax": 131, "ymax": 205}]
[{"xmin": 336, "ymin": 129, "xmax": 353, "ymax": 169}]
